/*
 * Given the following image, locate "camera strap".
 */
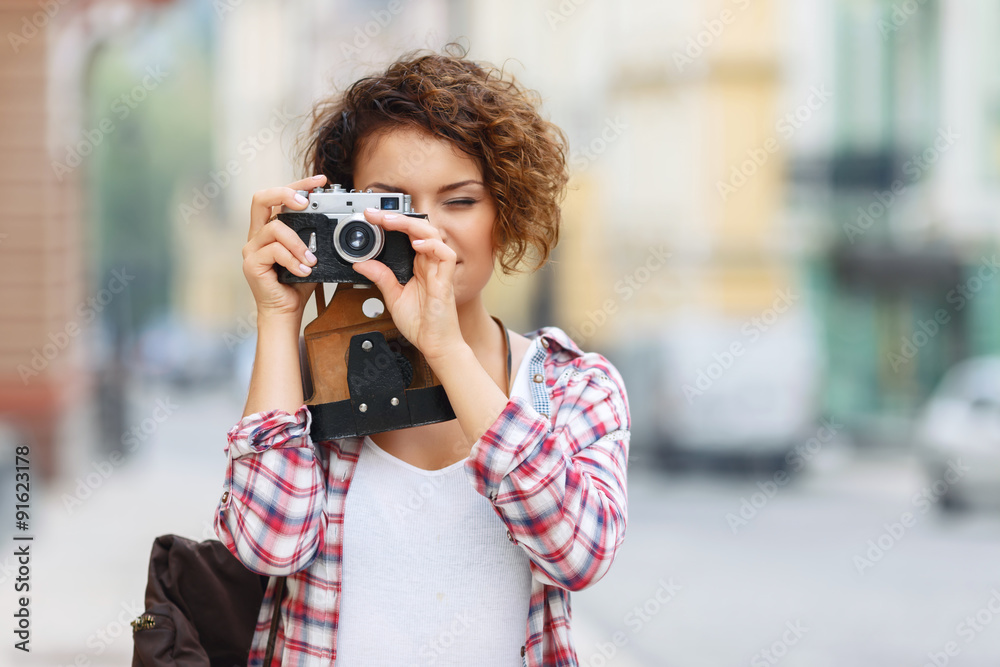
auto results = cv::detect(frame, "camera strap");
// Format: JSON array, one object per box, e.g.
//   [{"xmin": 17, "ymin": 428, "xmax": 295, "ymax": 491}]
[{"xmin": 490, "ymin": 315, "xmax": 512, "ymax": 396}]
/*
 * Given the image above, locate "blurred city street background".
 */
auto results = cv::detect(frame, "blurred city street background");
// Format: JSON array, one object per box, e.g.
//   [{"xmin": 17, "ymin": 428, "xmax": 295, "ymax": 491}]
[{"xmin": 3, "ymin": 0, "xmax": 1000, "ymax": 665}]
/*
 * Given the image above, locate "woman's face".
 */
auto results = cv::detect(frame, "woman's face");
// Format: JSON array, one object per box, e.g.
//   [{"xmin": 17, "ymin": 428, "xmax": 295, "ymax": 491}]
[{"xmin": 352, "ymin": 126, "xmax": 499, "ymax": 307}]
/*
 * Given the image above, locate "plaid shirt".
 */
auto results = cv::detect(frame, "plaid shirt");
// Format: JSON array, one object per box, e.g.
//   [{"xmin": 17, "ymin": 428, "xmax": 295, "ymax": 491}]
[{"xmin": 215, "ymin": 326, "xmax": 630, "ymax": 666}]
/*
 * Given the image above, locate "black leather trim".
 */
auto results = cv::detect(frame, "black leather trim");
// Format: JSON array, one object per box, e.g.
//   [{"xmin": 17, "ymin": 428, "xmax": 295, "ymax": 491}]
[{"xmin": 308, "ymin": 385, "xmax": 456, "ymax": 440}]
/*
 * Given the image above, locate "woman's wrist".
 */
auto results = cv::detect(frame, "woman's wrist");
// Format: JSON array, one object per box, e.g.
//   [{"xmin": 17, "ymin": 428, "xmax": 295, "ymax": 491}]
[
  {"xmin": 256, "ymin": 308, "xmax": 304, "ymax": 332},
  {"xmin": 242, "ymin": 310, "xmax": 306, "ymax": 419},
  {"xmin": 424, "ymin": 341, "xmax": 476, "ymax": 384}
]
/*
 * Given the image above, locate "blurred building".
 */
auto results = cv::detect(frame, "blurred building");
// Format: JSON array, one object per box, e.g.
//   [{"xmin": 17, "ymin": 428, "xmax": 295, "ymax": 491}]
[
  {"xmin": 0, "ymin": 0, "xmax": 156, "ymax": 479},
  {"xmin": 786, "ymin": 0, "xmax": 1000, "ymax": 444},
  {"xmin": 0, "ymin": 0, "xmax": 77, "ymax": 480}
]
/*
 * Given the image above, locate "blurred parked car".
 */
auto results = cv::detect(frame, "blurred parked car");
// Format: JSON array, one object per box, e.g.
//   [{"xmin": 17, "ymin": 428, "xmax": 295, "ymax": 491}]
[
  {"xmin": 915, "ymin": 356, "xmax": 1000, "ymax": 511},
  {"xmin": 653, "ymin": 308, "xmax": 824, "ymax": 472},
  {"xmin": 132, "ymin": 313, "xmax": 234, "ymax": 388}
]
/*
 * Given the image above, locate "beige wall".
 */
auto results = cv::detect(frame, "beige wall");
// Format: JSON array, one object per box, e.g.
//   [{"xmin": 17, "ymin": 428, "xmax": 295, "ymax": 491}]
[{"xmin": 465, "ymin": 0, "xmax": 788, "ymax": 344}]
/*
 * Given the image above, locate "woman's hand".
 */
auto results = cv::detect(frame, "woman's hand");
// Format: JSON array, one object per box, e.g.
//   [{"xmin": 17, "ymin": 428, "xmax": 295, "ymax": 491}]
[
  {"xmin": 242, "ymin": 174, "xmax": 327, "ymax": 319},
  {"xmin": 351, "ymin": 208, "xmax": 464, "ymax": 361}
]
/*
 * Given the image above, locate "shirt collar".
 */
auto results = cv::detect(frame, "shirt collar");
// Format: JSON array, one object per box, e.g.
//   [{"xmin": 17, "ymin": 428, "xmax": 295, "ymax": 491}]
[{"xmin": 528, "ymin": 326, "xmax": 583, "ymax": 357}]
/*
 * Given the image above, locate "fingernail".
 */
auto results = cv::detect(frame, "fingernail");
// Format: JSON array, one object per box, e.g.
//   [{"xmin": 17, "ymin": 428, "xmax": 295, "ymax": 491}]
[
  {"xmin": 365, "ymin": 207, "xmax": 378, "ymax": 213},
  {"xmin": 312, "ymin": 174, "xmax": 325, "ymax": 179},
  {"xmin": 305, "ymin": 250, "xmax": 317, "ymax": 264},
  {"xmin": 295, "ymin": 194, "xmax": 308, "ymax": 205},
  {"xmin": 383, "ymin": 213, "xmax": 399, "ymax": 220},
  {"xmin": 412, "ymin": 239, "xmax": 425, "ymax": 246},
  {"xmin": 299, "ymin": 263, "xmax": 311, "ymax": 274}
]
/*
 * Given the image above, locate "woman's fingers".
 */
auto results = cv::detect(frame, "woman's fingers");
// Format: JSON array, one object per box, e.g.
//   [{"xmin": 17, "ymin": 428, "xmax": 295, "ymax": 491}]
[
  {"xmin": 288, "ymin": 173, "xmax": 328, "ymax": 191},
  {"xmin": 364, "ymin": 209, "xmax": 440, "ymax": 241},
  {"xmin": 350, "ymin": 212, "xmax": 459, "ymax": 327},
  {"xmin": 248, "ymin": 186, "xmax": 309, "ymax": 241},
  {"xmin": 352, "ymin": 259, "xmax": 404, "ymax": 309},
  {"xmin": 245, "ymin": 240, "xmax": 314, "ymax": 279},
  {"xmin": 366, "ymin": 208, "xmax": 457, "ymax": 282},
  {"xmin": 248, "ymin": 174, "xmax": 327, "ymax": 241},
  {"xmin": 412, "ymin": 238, "xmax": 454, "ymax": 279},
  {"xmin": 243, "ymin": 219, "xmax": 316, "ymax": 268},
  {"xmin": 411, "ymin": 237, "xmax": 457, "ymax": 264}
]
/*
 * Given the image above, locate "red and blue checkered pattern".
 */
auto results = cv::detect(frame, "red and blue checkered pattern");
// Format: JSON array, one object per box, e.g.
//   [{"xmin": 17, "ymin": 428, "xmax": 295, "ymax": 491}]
[{"xmin": 215, "ymin": 326, "xmax": 631, "ymax": 666}]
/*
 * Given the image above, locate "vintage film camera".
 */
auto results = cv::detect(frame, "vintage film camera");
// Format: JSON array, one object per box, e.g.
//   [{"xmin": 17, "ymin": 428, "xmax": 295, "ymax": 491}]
[
  {"xmin": 275, "ymin": 184, "xmax": 417, "ymax": 285},
  {"xmin": 274, "ymin": 185, "xmax": 455, "ymax": 441}
]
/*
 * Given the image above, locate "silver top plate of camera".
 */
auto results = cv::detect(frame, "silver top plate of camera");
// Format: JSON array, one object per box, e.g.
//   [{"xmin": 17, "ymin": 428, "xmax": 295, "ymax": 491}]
[{"xmin": 288, "ymin": 184, "xmax": 414, "ymax": 215}]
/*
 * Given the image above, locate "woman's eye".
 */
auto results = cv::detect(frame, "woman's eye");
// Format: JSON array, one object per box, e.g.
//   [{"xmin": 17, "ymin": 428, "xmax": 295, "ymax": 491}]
[{"xmin": 445, "ymin": 199, "xmax": 477, "ymax": 207}]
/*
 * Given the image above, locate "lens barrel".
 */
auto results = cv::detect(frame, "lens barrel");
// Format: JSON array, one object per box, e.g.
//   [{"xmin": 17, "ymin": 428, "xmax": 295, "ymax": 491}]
[{"xmin": 333, "ymin": 213, "xmax": 385, "ymax": 263}]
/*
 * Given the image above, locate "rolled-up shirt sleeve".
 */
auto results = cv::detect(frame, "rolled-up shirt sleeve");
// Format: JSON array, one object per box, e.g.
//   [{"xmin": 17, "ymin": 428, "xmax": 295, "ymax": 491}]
[
  {"xmin": 214, "ymin": 404, "xmax": 327, "ymax": 576},
  {"xmin": 464, "ymin": 356, "xmax": 630, "ymax": 592}
]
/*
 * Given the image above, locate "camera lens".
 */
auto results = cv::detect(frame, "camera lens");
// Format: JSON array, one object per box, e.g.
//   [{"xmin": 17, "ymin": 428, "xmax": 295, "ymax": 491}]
[
  {"xmin": 347, "ymin": 228, "xmax": 368, "ymax": 251},
  {"xmin": 334, "ymin": 214, "xmax": 384, "ymax": 263},
  {"xmin": 380, "ymin": 196, "xmax": 400, "ymax": 211}
]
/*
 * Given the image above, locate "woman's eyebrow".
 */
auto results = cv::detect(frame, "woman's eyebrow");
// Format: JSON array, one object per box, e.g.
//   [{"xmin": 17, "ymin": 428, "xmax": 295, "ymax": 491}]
[
  {"xmin": 363, "ymin": 180, "xmax": 485, "ymax": 194},
  {"xmin": 438, "ymin": 180, "xmax": 484, "ymax": 194},
  {"xmin": 363, "ymin": 182, "xmax": 402, "ymax": 192}
]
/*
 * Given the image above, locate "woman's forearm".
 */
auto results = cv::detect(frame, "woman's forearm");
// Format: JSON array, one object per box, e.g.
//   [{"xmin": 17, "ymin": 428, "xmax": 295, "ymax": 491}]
[
  {"xmin": 242, "ymin": 313, "xmax": 306, "ymax": 418},
  {"xmin": 427, "ymin": 343, "xmax": 511, "ymax": 448}
]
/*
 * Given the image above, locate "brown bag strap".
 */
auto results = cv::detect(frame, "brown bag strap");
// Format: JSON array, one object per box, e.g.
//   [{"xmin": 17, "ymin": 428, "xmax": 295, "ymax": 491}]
[
  {"xmin": 490, "ymin": 315, "xmax": 512, "ymax": 395},
  {"xmin": 262, "ymin": 576, "xmax": 286, "ymax": 665}
]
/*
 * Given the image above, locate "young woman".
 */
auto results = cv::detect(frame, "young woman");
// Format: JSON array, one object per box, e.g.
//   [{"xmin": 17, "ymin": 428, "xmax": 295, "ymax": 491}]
[{"xmin": 216, "ymin": 46, "xmax": 631, "ymax": 666}]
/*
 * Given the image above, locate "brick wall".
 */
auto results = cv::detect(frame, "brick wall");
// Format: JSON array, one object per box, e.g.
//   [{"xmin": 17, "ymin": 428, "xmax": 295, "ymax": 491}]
[{"xmin": 0, "ymin": 0, "xmax": 87, "ymax": 480}]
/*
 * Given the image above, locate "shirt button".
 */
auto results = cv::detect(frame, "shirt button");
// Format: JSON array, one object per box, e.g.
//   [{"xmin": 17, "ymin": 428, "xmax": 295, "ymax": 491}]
[
  {"xmin": 220, "ymin": 491, "xmax": 229, "ymax": 504},
  {"xmin": 506, "ymin": 530, "xmax": 515, "ymax": 543},
  {"xmin": 532, "ymin": 373, "xmax": 544, "ymax": 383},
  {"xmin": 540, "ymin": 338, "xmax": 549, "ymax": 349}
]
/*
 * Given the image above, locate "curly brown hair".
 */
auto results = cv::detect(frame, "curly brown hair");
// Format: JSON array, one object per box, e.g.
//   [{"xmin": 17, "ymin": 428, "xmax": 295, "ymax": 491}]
[{"xmin": 296, "ymin": 44, "xmax": 569, "ymax": 276}]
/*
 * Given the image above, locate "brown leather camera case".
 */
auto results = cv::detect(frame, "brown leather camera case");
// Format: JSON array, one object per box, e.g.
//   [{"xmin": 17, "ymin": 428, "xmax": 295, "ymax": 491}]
[{"xmin": 301, "ymin": 284, "xmax": 456, "ymax": 441}]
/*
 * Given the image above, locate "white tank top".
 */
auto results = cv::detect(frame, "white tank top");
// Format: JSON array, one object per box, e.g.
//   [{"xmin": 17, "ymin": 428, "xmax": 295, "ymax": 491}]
[{"xmin": 336, "ymin": 336, "xmax": 539, "ymax": 665}]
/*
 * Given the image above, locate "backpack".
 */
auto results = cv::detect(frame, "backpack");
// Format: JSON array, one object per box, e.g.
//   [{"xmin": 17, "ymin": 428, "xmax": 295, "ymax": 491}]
[{"xmin": 130, "ymin": 534, "xmax": 284, "ymax": 666}]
